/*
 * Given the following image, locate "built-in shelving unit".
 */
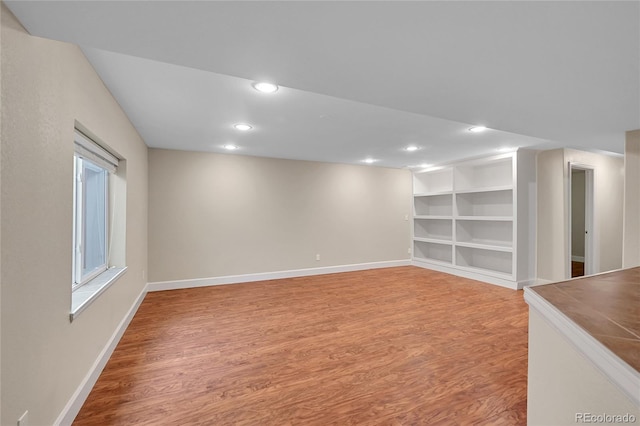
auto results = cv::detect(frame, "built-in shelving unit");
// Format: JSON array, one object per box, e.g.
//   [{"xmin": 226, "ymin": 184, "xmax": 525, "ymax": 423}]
[{"xmin": 411, "ymin": 150, "xmax": 536, "ymax": 289}]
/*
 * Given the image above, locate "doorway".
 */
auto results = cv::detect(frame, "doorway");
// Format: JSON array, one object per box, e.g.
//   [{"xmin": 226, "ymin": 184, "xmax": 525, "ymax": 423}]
[{"xmin": 568, "ymin": 164, "xmax": 594, "ymax": 278}]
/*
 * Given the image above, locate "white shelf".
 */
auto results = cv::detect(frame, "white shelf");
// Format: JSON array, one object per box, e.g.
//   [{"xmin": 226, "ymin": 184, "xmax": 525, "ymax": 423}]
[
  {"xmin": 413, "ymin": 240, "xmax": 453, "ymax": 264},
  {"xmin": 456, "ymin": 245, "xmax": 513, "ymax": 276},
  {"xmin": 454, "ymin": 184, "xmax": 513, "ymax": 194},
  {"xmin": 413, "ymin": 256, "xmax": 454, "ymax": 268},
  {"xmin": 456, "ymin": 216, "xmax": 513, "ymax": 221},
  {"xmin": 414, "ymin": 218, "xmax": 453, "ymax": 241},
  {"xmin": 414, "ymin": 190, "xmax": 453, "ymax": 197},
  {"xmin": 455, "ymin": 241, "xmax": 513, "ymax": 253},
  {"xmin": 454, "ymin": 155, "xmax": 513, "ymax": 191},
  {"xmin": 411, "ymin": 150, "xmax": 536, "ymax": 288},
  {"xmin": 414, "ymin": 215, "xmax": 453, "ymax": 220},
  {"xmin": 414, "ymin": 193, "xmax": 453, "ymax": 216},
  {"xmin": 456, "ymin": 219, "xmax": 513, "ymax": 248},
  {"xmin": 413, "ymin": 167, "xmax": 453, "ymax": 194},
  {"xmin": 414, "ymin": 237, "xmax": 453, "ymax": 245},
  {"xmin": 456, "ymin": 189, "xmax": 513, "ymax": 217},
  {"xmin": 455, "ymin": 263, "xmax": 514, "ymax": 280}
]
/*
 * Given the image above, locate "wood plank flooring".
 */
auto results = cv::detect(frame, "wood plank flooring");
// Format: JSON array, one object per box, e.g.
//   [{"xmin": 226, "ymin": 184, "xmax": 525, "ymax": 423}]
[
  {"xmin": 571, "ymin": 261, "xmax": 585, "ymax": 278},
  {"xmin": 73, "ymin": 266, "xmax": 529, "ymax": 425}
]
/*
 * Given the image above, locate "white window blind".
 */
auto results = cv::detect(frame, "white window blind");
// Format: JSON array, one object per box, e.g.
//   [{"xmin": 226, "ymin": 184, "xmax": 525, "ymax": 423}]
[{"xmin": 74, "ymin": 130, "xmax": 118, "ymax": 173}]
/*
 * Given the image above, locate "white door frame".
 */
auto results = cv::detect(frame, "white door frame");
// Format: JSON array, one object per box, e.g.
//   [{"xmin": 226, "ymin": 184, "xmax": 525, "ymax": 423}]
[{"xmin": 567, "ymin": 162, "xmax": 596, "ymax": 277}]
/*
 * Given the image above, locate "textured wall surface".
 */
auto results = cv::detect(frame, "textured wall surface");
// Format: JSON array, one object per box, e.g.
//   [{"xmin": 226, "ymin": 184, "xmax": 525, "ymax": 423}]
[
  {"xmin": 1, "ymin": 4, "xmax": 148, "ymax": 424},
  {"xmin": 148, "ymin": 148, "xmax": 412, "ymax": 282}
]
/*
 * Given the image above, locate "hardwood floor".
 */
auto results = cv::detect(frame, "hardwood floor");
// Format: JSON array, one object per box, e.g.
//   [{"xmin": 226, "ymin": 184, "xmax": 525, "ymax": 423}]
[
  {"xmin": 73, "ymin": 266, "xmax": 529, "ymax": 425},
  {"xmin": 571, "ymin": 261, "xmax": 585, "ymax": 278}
]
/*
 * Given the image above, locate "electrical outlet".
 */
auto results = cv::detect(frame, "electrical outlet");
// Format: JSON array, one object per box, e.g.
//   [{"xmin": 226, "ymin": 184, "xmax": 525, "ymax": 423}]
[
  {"xmin": 316, "ymin": 254, "xmax": 320, "ymax": 261},
  {"xmin": 408, "ymin": 247, "xmax": 412, "ymax": 254},
  {"xmin": 404, "ymin": 214, "xmax": 409, "ymax": 221},
  {"xmin": 18, "ymin": 410, "xmax": 28, "ymax": 426},
  {"xmin": 142, "ymin": 269, "xmax": 146, "ymax": 280}
]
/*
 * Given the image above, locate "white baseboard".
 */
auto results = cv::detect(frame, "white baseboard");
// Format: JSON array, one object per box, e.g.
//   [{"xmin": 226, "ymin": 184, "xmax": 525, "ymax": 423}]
[
  {"xmin": 55, "ymin": 283, "xmax": 148, "ymax": 426},
  {"xmin": 571, "ymin": 255, "xmax": 585, "ymax": 262},
  {"xmin": 411, "ymin": 259, "xmax": 520, "ymax": 290},
  {"xmin": 515, "ymin": 279, "xmax": 537, "ymax": 289},
  {"xmin": 527, "ymin": 278, "xmax": 554, "ymax": 287},
  {"xmin": 147, "ymin": 259, "xmax": 411, "ymax": 292},
  {"xmin": 410, "ymin": 259, "xmax": 550, "ymax": 290}
]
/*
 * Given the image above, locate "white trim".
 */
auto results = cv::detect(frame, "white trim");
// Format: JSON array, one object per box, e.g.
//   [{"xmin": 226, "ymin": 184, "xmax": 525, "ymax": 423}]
[
  {"xmin": 571, "ymin": 255, "xmax": 585, "ymax": 262},
  {"xmin": 567, "ymin": 163, "xmax": 596, "ymax": 278},
  {"xmin": 411, "ymin": 259, "xmax": 525, "ymax": 289},
  {"xmin": 70, "ymin": 267, "xmax": 128, "ymax": 320},
  {"xmin": 524, "ymin": 287, "xmax": 640, "ymax": 407},
  {"xmin": 55, "ymin": 283, "xmax": 148, "ymax": 426},
  {"xmin": 528, "ymin": 278, "xmax": 554, "ymax": 287},
  {"xmin": 74, "ymin": 129, "xmax": 118, "ymax": 172},
  {"xmin": 147, "ymin": 260, "xmax": 411, "ymax": 292},
  {"xmin": 517, "ymin": 279, "xmax": 537, "ymax": 289},
  {"xmin": 414, "ymin": 190, "xmax": 454, "ymax": 197}
]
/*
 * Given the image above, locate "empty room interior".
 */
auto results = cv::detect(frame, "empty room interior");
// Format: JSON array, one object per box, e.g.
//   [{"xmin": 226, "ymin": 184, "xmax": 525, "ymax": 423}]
[{"xmin": 1, "ymin": 1, "xmax": 639, "ymax": 425}]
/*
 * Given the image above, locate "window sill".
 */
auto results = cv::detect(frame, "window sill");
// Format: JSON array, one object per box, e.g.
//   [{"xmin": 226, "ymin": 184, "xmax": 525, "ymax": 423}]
[{"xmin": 70, "ymin": 266, "xmax": 127, "ymax": 321}]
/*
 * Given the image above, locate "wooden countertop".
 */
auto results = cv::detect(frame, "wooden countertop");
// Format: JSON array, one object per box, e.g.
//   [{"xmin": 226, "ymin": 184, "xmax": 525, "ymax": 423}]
[{"xmin": 528, "ymin": 267, "xmax": 639, "ymax": 373}]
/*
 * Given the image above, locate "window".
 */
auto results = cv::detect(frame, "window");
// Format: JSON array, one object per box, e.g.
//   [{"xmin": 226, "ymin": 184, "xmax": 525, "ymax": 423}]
[
  {"xmin": 71, "ymin": 129, "xmax": 127, "ymax": 320},
  {"xmin": 72, "ymin": 130, "xmax": 119, "ymax": 289},
  {"xmin": 73, "ymin": 155, "xmax": 109, "ymax": 287}
]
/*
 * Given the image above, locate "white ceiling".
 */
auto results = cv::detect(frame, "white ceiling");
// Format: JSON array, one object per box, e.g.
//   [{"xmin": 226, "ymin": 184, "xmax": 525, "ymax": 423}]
[{"xmin": 6, "ymin": 1, "xmax": 639, "ymax": 168}]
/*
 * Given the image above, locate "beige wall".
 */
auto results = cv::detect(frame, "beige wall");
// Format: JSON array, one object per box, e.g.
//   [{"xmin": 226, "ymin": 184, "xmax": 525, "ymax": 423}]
[
  {"xmin": 536, "ymin": 149, "xmax": 566, "ymax": 281},
  {"xmin": 537, "ymin": 149, "xmax": 624, "ymax": 281},
  {"xmin": 1, "ymin": 5, "xmax": 148, "ymax": 425},
  {"xmin": 148, "ymin": 149, "xmax": 411, "ymax": 282},
  {"xmin": 623, "ymin": 130, "xmax": 640, "ymax": 268}
]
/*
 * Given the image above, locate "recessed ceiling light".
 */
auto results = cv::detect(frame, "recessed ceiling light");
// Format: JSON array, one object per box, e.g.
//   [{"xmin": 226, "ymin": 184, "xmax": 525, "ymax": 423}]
[
  {"xmin": 253, "ymin": 82, "xmax": 279, "ymax": 93},
  {"xmin": 363, "ymin": 158, "xmax": 377, "ymax": 164},
  {"xmin": 468, "ymin": 126, "xmax": 488, "ymax": 133},
  {"xmin": 234, "ymin": 123, "xmax": 252, "ymax": 131},
  {"xmin": 223, "ymin": 144, "xmax": 238, "ymax": 150},
  {"xmin": 405, "ymin": 145, "xmax": 419, "ymax": 152}
]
